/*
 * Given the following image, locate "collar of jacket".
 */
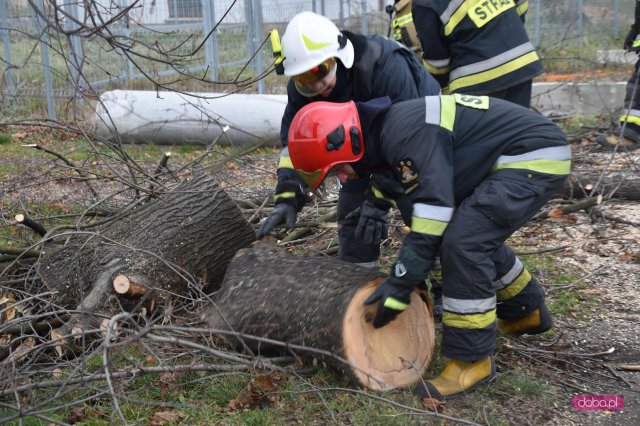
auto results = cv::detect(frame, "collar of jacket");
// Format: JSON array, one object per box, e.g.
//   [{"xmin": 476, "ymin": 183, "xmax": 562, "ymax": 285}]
[
  {"xmin": 343, "ymin": 31, "xmax": 382, "ymax": 100},
  {"xmin": 353, "ymin": 96, "xmax": 392, "ymax": 175}
]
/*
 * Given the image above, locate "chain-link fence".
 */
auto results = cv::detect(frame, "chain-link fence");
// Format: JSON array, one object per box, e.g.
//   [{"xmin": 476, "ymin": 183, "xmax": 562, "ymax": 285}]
[{"xmin": 0, "ymin": 0, "xmax": 635, "ymax": 122}]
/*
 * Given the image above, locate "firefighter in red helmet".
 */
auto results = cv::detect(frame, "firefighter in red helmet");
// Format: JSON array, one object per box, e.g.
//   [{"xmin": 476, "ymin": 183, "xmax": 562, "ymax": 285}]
[{"xmin": 287, "ymin": 94, "xmax": 571, "ymax": 399}]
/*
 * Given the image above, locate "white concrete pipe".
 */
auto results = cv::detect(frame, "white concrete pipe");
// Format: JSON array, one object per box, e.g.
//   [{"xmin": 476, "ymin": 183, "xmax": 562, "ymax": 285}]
[
  {"xmin": 94, "ymin": 90, "xmax": 288, "ymax": 146},
  {"xmin": 94, "ymin": 82, "xmax": 627, "ymax": 146}
]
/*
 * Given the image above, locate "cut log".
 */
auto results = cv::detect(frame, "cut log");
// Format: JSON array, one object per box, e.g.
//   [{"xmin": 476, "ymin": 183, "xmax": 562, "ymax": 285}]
[
  {"xmin": 37, "ymin": 175, "xmax": 256, "ymax": 333},
  {"xmin": 113, "ymin": 274, "xmax": 149, "ymax": 297},
  {"xmin": 208, "ymin": 240, "xmax": 436, "ymax": 391},
  {"xmin": 15, "ymin": 213, "xmax": 47, "ymax": 237}
]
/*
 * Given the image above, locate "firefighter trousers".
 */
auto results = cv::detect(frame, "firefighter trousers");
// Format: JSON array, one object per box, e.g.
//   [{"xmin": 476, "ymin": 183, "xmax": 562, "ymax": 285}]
[{"xmin": 439, "ymin": 170, "xmax": 567, "ymax": 361}]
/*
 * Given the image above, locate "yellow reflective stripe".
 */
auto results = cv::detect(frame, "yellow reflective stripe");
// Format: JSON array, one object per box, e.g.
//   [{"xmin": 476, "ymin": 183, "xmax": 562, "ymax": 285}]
[
  {"xmin": 372, "ymin": 186, "xmax": 397, "ymax": 207},
  {"xmin": 411, "ymin": 217, "xmax": 448, "ymax": 236},
  {"xmin": 302, "ymin": 34, "xmax": 331, "ymax": 51},
  {"xmin": 516, "ymin": 1, "xmax": 528, "ymax": 16},
  {"xmin": 633, "ymin": 40, "xmax": 640, "ymax": 48},
  {"xmin": 492, "ymin": 159, "xmax": 571, "ymax": 175},
  {"xmin": 620, "ymin": 115, "xmax": 640, "ymax": 126},
  {"xmin": 393, "ymin": 14, "xmax": 413, "ymax": 27},
  {"xmin": 443, "ymin": 309, "xmax": 496, "ymax": 329},
  {"xmin": 448, "ymin": 51, "xmax": 539, "ymax": 93},
  {"xmin": 423, "ymin": 60, "xmax": 450, "ymax": 75},
  {"xmin": 278, "ymin": 155, "xmax": 294, "ymax": 170},
  {"xmin": 497, "ymin": 268, "xmax": 531, "ymax": 300},
  {"xmin": 274, "ymin": 191, "xmax": 296, "ymax": 201},
  {"xmin": 468, "ymin": 0, "xmax": 514, "ymax": 29},
  {"xmin": 444, "ymin": 1, "xmax": 472, "ymax": 36},
  {"xmin": 384, "ymin": 297, "xmax": 408, "ymax": 311},
  {"xmin": 454, "ymin": 93, "xmax": 489, "ymax": 109},
  {"xmin": 440, "ymin": 95, "xmax": 456, "ymax": 131}
]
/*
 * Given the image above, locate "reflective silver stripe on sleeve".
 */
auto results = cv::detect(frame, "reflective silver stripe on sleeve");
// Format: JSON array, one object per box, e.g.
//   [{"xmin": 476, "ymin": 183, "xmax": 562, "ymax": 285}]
[
  {"xmin": 496, "ymin": 257, "xmax": 524, "ymax": 290},
  {"xmin": 443, "ymin": 295, "xmax": 497, "ymax": 314},
  {"xmin": 449, "ymin": 42, "xmax": 536, "ymax": 82},
  {"xmin": 424, "ymin": 58, "xmax": 451, "ymax": 69},
  {"xmin": 425, "ymin": 96, "xmax": 442, "ymax": 126},
  {"xmin": 494, "ymin": 145, "xmax": 571, "ymax": 167},
  {"xmin": 413, "ymin": 203, "xmax": 454, "ymax": 222},
  {"xmin": 623, "ymin": 109, "xmax": 640, "ymax": 118},
  {"xmin": 440, "ymin": 0, "xmax": 466, "ymax": 25}
]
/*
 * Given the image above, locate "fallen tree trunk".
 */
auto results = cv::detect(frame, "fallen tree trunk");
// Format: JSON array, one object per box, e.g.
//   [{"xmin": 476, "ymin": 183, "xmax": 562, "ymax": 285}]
[
  {"xmin": 208, "ymin": 240, "xmax": 436, "ymax": 391},
  {"xmin": 555, "ymin": 172, "xmax": 640, "ymax": 200},
  {"xmin": 37, "ymin": 175, "xmax": 256, "ymax": 333}
]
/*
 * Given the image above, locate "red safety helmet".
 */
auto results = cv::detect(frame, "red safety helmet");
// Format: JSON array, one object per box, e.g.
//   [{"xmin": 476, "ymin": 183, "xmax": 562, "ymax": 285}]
[{"xmin": 287, "ymin": 101, "xmax": 364, "ymax": 190}]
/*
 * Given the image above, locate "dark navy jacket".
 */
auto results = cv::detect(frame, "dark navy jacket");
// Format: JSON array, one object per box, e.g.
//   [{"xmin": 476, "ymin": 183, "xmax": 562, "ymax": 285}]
[
  {"xmin": 357, "ymin": 94, "xmax": 570, "ymax": 265},
  {"xmin": 412, "ymin": 0, "xmax": 543, "ymax": 95}
]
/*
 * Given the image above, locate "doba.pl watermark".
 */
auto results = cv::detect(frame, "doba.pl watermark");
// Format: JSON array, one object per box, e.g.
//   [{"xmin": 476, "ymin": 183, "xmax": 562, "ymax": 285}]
[{"xmin": 572, "ymin": 395, "xmax": 624, "ymax": 411}]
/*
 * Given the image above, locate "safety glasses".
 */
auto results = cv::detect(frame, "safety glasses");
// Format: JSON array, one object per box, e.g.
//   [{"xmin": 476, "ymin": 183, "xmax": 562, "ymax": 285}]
[{"xmin": 292, "ymin": 57, "xmax": 337, "ymax": 97}]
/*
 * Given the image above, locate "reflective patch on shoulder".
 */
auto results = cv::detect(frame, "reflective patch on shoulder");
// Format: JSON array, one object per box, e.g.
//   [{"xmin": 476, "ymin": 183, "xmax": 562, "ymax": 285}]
[
  {"xmin": 454, "ymin": 93, "xmax": 489, "ymax": 109},
  {"xmin": 394, "ymin": 158, "xmax": 420, "ymax": 194},
  {"xmin": 468, "ymin": 0, "xmax": 515, "ymax": 29}
]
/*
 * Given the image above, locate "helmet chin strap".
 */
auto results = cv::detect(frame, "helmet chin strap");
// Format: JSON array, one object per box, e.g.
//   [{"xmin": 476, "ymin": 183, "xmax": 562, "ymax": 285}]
[{"xmin": 338, "ymin": 33, "xmax": 348, "ymax": 49}]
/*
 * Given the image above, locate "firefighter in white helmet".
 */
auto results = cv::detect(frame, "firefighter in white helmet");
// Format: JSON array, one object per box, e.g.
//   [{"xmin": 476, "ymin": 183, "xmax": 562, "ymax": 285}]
[{"xmin": 259, "ymin": 11, "xmax": 440, "ymax": 270}]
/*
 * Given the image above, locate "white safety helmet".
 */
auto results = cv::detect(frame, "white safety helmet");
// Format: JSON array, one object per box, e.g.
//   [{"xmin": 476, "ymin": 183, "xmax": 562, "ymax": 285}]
[{"xmin": 281, "ymin": 11, "xmax": 355, "ymax": 78}]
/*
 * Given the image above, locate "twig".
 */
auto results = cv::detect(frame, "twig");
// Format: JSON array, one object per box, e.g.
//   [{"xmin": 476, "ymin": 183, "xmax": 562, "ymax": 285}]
[
  {"xmin": 536, "ymin": 196, "xmax": 599, "ymax": 220},
  {"xmin": 504, "ymin": 343, "xmax": 616, "ymax": 358},
  {"xmin": 22, "ymin": 143, "xmax": 98, "ymax": 198},
  {"xmin": 515, "ymin": 245, "xmax": 570, "ymax": 255},
  {"xmin": 281, "ymin": 207, "xmax": 337, "ymax": 243},
  {"xmin": 617, "ymin": 364, "xmax": 640, "ymax": 372},
  {"xmin": 603, "ymin": 363, "xmax": 634, "ymax": 388},
  {"xmin": 0, "ymin": 247, "xmax": 42, "ymax": 257},
  {"xmin": 247, "ymin": 195, "xmax": 269, "ymax": 223},
  {"xmin": 102, "ymin": 313, "xmax": 132, "ymax": 425},
  {"xmin": 14, "ymin": 213, "xmax": 47, "ymax": 237}
]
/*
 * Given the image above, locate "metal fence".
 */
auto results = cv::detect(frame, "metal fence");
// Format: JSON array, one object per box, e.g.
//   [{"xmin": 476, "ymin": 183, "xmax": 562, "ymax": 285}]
[{"xmin": 0, "ymin": 0, "xmax": 635, "ymax": 122}]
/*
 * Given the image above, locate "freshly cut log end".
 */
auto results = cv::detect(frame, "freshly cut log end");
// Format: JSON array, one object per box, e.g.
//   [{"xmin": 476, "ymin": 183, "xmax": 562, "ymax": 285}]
[
  {"xmin": 208, "ymin": 240, "xmax": 436, "ymax": 391},
  {"xmin": 112, "ymin": 274, "xmax": 148, "ymax": 297},
  {"xmin": 343, "ymin": 282, "xmax": 435, "ymax": 391}
]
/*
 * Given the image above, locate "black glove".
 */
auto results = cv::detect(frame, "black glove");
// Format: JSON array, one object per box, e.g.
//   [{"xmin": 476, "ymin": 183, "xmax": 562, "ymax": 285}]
[
  {"xmin": 256, "ymin": 202, "xmax": 297, "ymax": 239},
  {"xmin": 364, "ymin": 278, "xmax": 413, "ymax": 328},
  {"xmin": 363, "ymin": 245, "xmax": 429, "ymax": 328},
  {"xmin": 256, "ymin": 178, "xmax": 306, "ymax": 239},
  {"xmin": 355, "ymin": 200, "xmax": 389, "ymax": 246},
  {"xmin": 624, "ymin": 25, "xmax": 639, "ymax": 51}
]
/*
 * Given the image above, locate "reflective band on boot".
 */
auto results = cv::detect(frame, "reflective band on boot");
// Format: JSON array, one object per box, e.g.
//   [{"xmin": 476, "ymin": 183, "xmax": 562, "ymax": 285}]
[
  {"xmin": 498, "ymin": 303, "xmax": 553, "ymax": 335},
  {"xmin": 414, "ymin": 356, "xmax": 496, "ymax": 400}
]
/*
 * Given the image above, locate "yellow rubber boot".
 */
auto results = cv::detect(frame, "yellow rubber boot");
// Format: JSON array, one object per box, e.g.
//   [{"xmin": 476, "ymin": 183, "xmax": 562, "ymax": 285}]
[
  {"xmin": 498, "ymin": 303, "xmax": 553, "ymax": 336},
  {"xmin": 414, "ymin": 356, "xmax": 496, "ymax": 400},
  {"xmin": 595, "ymin": 134, "xmax": 638, "ymax": 149}
]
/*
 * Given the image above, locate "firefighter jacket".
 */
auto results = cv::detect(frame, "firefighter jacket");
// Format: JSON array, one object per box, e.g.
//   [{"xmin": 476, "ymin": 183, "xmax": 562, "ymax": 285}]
[
  {"xmin": 357, "ymin": 94, "xmax": 570, "ymax": 270},
  {"xmin": 277, "ymin": 31, "xmax": 441, "ymax": 186},
  {"xmin": 412, "ymin": 0, "xmax": 543, "ymax": 95}
]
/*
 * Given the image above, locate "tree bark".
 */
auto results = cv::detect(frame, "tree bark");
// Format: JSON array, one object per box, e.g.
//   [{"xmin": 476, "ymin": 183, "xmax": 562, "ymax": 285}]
[
  {"xmin": 208, "ymin": 240, "xmax": 436, "ymax": 391},
  {"xmin": 37, "ymin": 174, "xmax": 255, "ymax": 330},
  {"xmin": 555, "ymin": 172, "xmax": 640, "ymax": 200}
]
